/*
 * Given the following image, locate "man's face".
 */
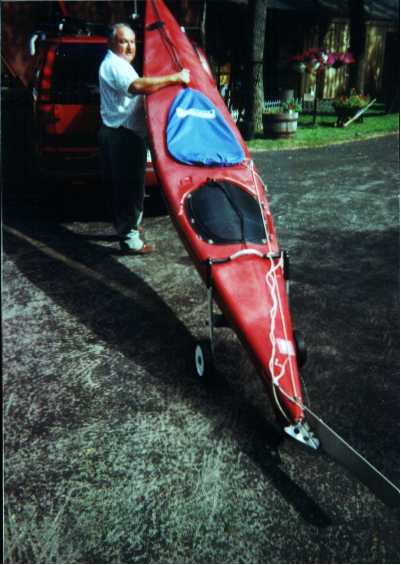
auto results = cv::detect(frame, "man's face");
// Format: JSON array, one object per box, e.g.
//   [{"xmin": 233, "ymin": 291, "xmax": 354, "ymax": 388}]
[{"xmin": 112, "ymin": 27, "xmax": 136, "ymax": 63}]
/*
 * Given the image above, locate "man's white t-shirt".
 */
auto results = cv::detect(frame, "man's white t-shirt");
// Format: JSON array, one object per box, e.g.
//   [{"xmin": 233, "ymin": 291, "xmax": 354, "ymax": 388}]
[{"xmin": 99, "ymin": 50, "xmax": 147, "ymax": 138}]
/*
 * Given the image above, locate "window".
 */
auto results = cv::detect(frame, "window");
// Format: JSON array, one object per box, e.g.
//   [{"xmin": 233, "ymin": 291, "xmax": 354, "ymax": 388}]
[{"xmin": 50, "ymin": 43, "xmax": 107, "ymax": 103}]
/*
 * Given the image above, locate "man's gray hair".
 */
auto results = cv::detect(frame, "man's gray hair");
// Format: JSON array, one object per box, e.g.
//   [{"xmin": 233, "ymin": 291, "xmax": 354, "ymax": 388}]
[{"xmin": 108, "ymin": 23, "xmax": 135, "ymax": 45}]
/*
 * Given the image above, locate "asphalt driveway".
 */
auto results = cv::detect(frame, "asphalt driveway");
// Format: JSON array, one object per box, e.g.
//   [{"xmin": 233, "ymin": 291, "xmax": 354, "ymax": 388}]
[{"xmin": 3, "ymin": 135, "xmax": 399, "ymax": 563}]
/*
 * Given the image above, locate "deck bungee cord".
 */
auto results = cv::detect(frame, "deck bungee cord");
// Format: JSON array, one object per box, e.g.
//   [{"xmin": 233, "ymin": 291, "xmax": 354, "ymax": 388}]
[
  {"xmin": 265, "ymin": 256, "xmax": 295, "ymax": 423},
  {"xmin": 148, "ymin": 0, "xmax": 183, "ymax": 71},
  {"xmin": 247, "ymin": 158, "xmax": 301, "ymax": 423}
]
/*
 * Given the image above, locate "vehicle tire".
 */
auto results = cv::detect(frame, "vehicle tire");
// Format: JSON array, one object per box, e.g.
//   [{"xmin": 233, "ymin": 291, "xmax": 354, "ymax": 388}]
[
  {"xmin": 293, "ymin": 330, "xmax": 307, "ymax": 368},
  {"xmin": 194, "ymin": 340, "xmax": 214, "ymax": 382}
]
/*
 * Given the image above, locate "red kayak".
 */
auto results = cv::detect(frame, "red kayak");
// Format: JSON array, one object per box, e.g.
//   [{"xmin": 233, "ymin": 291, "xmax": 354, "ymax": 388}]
[{"xmin": 144, "ymin": 0, "xmax": 318, "ymax": 448}]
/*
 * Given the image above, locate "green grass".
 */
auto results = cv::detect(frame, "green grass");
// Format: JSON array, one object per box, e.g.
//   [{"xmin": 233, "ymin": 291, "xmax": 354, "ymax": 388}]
[{"xmin": 248, "ymin": 111, "xmax": 399, "ymax": 151}]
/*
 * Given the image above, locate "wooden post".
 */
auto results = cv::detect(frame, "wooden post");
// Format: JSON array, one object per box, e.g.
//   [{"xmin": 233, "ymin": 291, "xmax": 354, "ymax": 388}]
[{"xmin": 312, "ymin": 73, "xmax": 318, "ymax": 126}]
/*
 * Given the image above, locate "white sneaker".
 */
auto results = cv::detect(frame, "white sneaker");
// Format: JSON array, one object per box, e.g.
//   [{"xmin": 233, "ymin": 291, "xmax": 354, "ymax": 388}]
[
  {"xmin": 121, "ymin": 229, "xmax": 144, "ymax": 251},
  {"xmin": 120, "ymin": 230, "xmax": 154, "ymax": 255}
]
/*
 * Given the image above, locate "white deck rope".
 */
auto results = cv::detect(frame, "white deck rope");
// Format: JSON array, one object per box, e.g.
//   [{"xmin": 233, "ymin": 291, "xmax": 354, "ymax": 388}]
[
  {"xmin": 247, "ymin": 159, "xmax": 300, "ymax": 421},
  {"xmin": 229, "ymin": 248, "xmax": 265, "ymax": 260}
]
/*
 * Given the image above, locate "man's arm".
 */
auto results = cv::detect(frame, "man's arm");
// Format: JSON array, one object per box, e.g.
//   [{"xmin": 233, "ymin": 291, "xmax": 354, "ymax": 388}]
[{"xmin": 128, "ymin": 69, "xmax": 190, "ymax": 95}]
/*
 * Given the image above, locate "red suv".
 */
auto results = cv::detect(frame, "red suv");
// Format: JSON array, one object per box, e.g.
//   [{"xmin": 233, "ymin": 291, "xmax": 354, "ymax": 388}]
[{"xmin": 31, "ymin": 30, "xmax": 157, "ymax": 186}]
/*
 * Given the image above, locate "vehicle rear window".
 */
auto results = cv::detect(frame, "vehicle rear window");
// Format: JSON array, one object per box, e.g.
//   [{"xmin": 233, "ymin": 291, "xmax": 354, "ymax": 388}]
[{"xmin": 50, "ymin": 43, "xmax": 107, "ymax": 103}]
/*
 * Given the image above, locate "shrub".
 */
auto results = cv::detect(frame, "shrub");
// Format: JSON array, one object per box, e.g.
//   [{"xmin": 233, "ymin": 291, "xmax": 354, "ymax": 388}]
[{"xmin": 333, "ymin": 90, "xmax": 370, "ymax": 110}]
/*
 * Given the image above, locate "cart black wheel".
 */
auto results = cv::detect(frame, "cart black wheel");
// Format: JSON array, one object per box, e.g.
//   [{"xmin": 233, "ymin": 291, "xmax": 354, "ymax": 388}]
[
  {"xmin": 194, "ymin": 340, "xmax": 214, "ymax": 382},
  {"xmin": 293, "ymin": 330, "xmax": 307, "ymax": 368}
]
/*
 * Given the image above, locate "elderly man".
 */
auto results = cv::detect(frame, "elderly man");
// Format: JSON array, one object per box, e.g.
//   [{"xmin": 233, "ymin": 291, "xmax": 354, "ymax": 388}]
[{"xmin": 99, "ymin": 23, "xmax": 190, "ymax": 254}]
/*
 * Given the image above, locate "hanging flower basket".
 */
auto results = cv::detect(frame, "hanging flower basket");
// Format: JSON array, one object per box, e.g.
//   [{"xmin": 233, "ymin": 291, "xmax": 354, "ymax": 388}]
[{"xmin": 290, "ymin": 48, "xmax": 356, "ymax": 75}]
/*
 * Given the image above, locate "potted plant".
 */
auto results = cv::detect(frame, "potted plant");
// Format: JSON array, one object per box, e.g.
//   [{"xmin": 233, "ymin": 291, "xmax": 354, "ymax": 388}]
[
  {"xmin": 332, "ymin": 90, "xmax": 370, "ymax": 126},
  {"xmin": 262, "ymin": 99, "xmax": 302, "ymax": 138}
]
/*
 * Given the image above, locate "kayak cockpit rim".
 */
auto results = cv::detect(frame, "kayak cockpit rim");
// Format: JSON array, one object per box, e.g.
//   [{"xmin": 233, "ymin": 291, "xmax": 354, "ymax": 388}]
[{"xmin": 184, "ymin": 178, "xmax": 269, "ymax": 245}]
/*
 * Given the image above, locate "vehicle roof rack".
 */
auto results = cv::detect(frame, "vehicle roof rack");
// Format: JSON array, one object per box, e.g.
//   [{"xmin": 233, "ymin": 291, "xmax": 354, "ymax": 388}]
[
  {"xmin": 29, "ymin": 15, "xmax": 145, "ymax": 55},
  {"xmin": 29, "ymin": 18, "xmax": 111, "ymax": 55},
  {"xmin": 57, "ymin": 17, "xmax": 110, "ymax": 36},
  {"xmin": 38, "ymin": 17, "xmax": 110, "ymax": 37}
]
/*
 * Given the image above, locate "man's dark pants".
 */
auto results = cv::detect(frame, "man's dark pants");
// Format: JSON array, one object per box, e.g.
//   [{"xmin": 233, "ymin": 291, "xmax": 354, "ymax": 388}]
[{"xmin": 98, "ymin": 124, "xmax": 147, "ymax": 237}]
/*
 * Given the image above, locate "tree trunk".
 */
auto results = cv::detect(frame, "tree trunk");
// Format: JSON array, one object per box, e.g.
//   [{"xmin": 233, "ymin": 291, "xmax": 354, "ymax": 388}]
[
  {"xmin": 349, "ymin": 0, "xmax": 366, "ymax": 94},
  {"xmin": 245, "ymin": 0, "xmax": 268, "ymax": 138}
]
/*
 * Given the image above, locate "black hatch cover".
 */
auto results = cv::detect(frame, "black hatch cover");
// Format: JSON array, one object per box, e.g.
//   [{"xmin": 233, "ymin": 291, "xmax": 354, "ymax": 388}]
[{"xmin": 185, "ymin": 180, "xmax": 266, "ymax": 244}]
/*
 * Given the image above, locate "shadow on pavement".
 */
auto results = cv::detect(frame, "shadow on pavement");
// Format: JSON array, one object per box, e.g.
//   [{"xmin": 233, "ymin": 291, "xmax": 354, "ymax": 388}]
[
  {"xmin": 288, "ymin": 227, "xmax": 399, "ymax": 482},
  {"xmin": 4, "ymin": 192, "xmax": 332, "ymax": 526}
]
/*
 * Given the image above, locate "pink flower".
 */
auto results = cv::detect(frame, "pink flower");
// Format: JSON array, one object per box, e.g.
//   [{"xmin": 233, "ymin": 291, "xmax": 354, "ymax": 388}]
[
  {"xmin": 343, "ymin": 51, "xmax": 356, "ymax": 64},
  {"xmin": 327, "ymin": 53, "xmax": 337, "ymax": 65}
]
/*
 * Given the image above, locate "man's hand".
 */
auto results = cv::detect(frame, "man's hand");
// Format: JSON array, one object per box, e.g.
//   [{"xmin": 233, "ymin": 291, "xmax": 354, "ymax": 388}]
[
  {"xmin": 130, "ymin": 68, "xmax": 191, "ymax": 95},
  {"xmin": 177, "ymin": 68, "xmax": 190, "ymax": 85}
]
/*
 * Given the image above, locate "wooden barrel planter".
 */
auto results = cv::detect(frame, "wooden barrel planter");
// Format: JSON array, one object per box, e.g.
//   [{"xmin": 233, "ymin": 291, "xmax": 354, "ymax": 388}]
[{"xmin": 263, "ymin": 111, "xmax": 299, "ymax": 138}]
